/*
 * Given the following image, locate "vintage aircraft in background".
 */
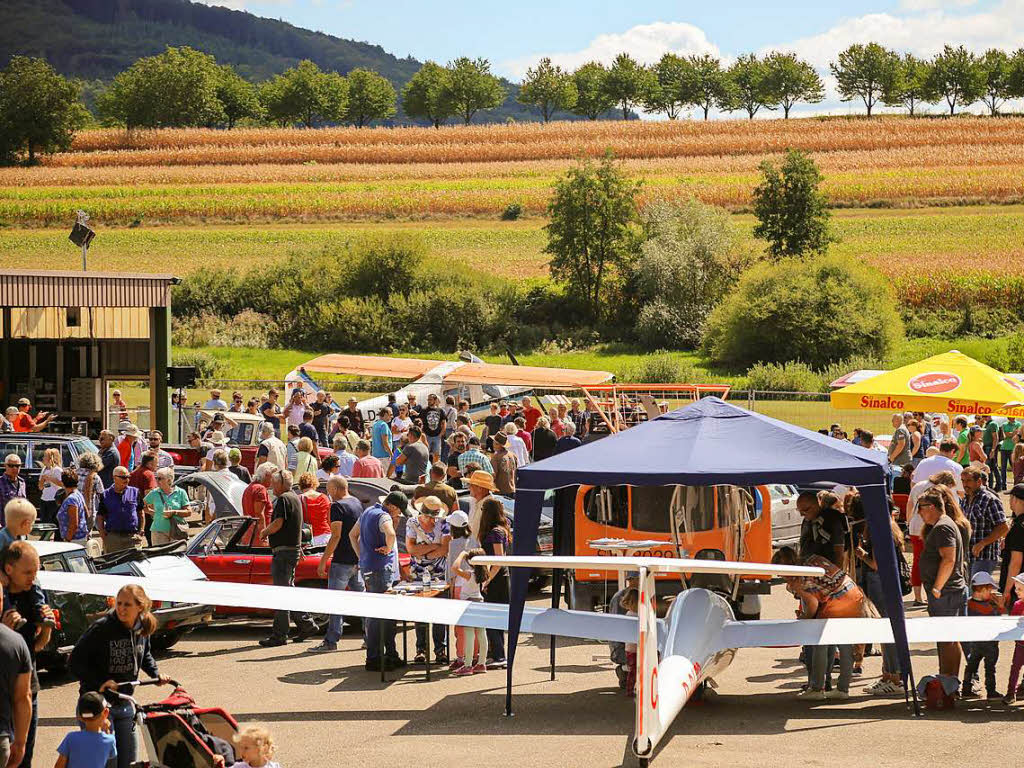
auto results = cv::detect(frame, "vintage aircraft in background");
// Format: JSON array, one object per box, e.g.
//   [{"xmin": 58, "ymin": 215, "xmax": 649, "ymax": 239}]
[
  {"xmin": 286, "ymin": 351, "xmax": 614, "ymax": 422},
  {"xmin": 38, "ymin": 554, "xmax": 1024, "ymax": 766}
]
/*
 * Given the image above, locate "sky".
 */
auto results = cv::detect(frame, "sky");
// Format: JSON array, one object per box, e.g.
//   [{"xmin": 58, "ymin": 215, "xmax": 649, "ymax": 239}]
[{"xmin": 197, "ymin": 0, "xmax": 1024, "ymax": 116}]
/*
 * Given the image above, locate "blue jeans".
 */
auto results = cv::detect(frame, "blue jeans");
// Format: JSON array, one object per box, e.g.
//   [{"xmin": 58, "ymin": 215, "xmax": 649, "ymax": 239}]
[
  {"xmin": 363, "ymin": 565, "xmax": 397, "ymax": 661},
  {"xmin": 987, "ymin": 453, "xmax": 1002, "ymax": 491},
  {"xmin": 271, "ymin": 547, "xmax": 312, "ymax": 640},
  {"xmin": 23, "ymin": 691, "xmax": 37, "ymax": 768},
  {"xmin": 325, "ymin": 563, "xmax": 364, "ymax": 645},
  {"xmin": 1000, "ymin": 449, "xmax": 1014, "ymax": 491},
  {"xmin": 970, "ymin": 558, "xmax": 998, "ymax": 580},
  {"xmin": 109, "ymin": 699, "xmax": 137, "ymax": 768},
  {"xmin": 415, "ymin": 622, "xmax": 447, "ymax": 656},
  {"xmin": 486, "ymin": 628, "xmax": 505, "ymax": 662},
  {"xmin": 427, "ymin": 435, "xmax": 442, "ymax": 459}
]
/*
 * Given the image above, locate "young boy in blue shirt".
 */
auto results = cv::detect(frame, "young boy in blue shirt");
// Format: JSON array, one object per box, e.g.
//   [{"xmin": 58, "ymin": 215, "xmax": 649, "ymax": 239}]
[{"xmin": 54, "ymin": 692, "xmax": 117, "ymax": 768}]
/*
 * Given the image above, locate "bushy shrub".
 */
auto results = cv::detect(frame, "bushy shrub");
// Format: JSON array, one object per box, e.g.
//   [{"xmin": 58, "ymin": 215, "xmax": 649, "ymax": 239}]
[
  {"xmin": 630, "ymin": 199, "xmax": 752, "ymax": 349},
  {"xmin": 619, "ymin": 353, "xmax": 700, "ymax": 384},
  {"xmin": 703, "ymin": 254, "xmax": 903, "ymax": 370},
  {"xmin": 173, "ymin": 310, "xmax": 278, "ymax": 349},
  {"xmin": 171, "ymin": 349, "xmax": 222, "ymax": 379},
  {"xmin": 501, "ymin": 202, "xmax": 523, "ymax": 221},
  {"xmin": 1007, "ymin": 334, "xmax": 1024, "ymax": 371},
  {"xmin": 744, "ymin": 361, "xmax": 822, "ymax": 393}
]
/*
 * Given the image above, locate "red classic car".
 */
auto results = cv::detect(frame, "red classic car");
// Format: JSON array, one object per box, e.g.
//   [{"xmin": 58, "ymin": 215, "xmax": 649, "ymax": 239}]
[{"xmin": 184, "ymin": 513, "xmax": 411, "ymax": 615}]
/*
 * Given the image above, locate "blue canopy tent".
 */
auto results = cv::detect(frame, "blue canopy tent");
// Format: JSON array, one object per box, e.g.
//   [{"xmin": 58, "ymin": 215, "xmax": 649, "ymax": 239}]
[{"xmin": 504, "ymin": 397, "xmax": 914, "ymax": 713}]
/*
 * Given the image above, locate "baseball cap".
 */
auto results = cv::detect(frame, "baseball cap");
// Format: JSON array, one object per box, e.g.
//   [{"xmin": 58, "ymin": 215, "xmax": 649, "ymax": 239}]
[
  {"xmin": 447, "ymin": 510, "xmax": 469, "ymax": 527},
  {"xmin": 77, "ymin": 691, "xmax": 108, "ymax": 719},
  {"xmin": 16, "ymin": 397, "xmax": 29, "ymax": 406},
  {"xmin": 971, "ymin": 571, "xmax": 997, "ymax": 588},
  {"xmin": 1010, "ymin": 484, "xmax": 1024, "ymax": 501}
]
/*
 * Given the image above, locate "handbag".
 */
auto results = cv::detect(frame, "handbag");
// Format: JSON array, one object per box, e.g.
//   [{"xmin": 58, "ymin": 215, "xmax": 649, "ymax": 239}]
[
  {"xmin": 161, "ymin": 491, "xmax": 190, "ymax": 541},
  {"xmin": 896, "ymin": 546, "xmax": 912, "ymax": 596}
]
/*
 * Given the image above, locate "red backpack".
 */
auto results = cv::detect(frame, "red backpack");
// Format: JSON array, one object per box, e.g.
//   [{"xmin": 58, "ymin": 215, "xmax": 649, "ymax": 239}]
[{"xmin": 924, "ymin": 678, "xmax": 956, "ymax": 710}]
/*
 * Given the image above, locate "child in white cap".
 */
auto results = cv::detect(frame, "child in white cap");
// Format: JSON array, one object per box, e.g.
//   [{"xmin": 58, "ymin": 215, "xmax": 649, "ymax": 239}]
[{"xmin": 962, "ymin": 571, "xmax": 1001, "ymax": 699}]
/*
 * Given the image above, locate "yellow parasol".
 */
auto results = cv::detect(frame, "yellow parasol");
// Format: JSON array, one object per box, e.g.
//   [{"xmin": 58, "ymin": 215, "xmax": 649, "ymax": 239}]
[{"xmin": 830, "ymin": 350, "xmax": 1024, "ymax": 417}]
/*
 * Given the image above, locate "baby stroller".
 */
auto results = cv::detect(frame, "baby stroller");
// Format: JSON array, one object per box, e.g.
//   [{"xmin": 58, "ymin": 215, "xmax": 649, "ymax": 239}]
[{"xmin": 114, "ymin": 679, "xmax": 239, "ymax": 767}]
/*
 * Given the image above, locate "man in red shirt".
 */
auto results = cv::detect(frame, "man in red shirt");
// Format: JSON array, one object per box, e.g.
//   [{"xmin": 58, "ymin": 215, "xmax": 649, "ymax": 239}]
[
  {"xmin": 11, "ymin": 398, "xmax": 52, "ymax": 433},
  {"xmin": 352, "ymin": 440, "xmax": 384, "ymax": 478},
  {"xmin": 242, "ymin": 463, "xmax": 275, "ymax": 544},
  {"xmin": 521, "ymin": 396, "xmax": 543, "ymax": 433}
]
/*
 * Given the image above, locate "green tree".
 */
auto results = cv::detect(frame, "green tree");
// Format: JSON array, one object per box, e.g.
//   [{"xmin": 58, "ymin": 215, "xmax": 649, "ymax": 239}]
[
  {"xmin": 881, "ymin": 54, "xmax": 935, "ymax": 116},
  {"xmin": 762, "ymin": 52, "xmax": 824, "ymax": 118},
  {"xmin": 401, "ymin": 62, "xmax": 453, "ymax": 128},
  {"xmin": 644, "ymin": 53, "xmax": 689, "ymax": 119},
  {"xmin": 703, "ymin": 254, "xmax": 902, "ymax": 369},
  {"xmin": 604, "ymin": 53, "xmax": 657, "ymax": 120},
  {"xmin": 544, "ymin": 153, "xmax": 641, "ymax": 321},
  {"xmin": 631, "ymin": 199, "xmax": 752, "ymax": 349},
  {"xmin": 215, "ymin": 65, "xmax": 263, "ymax": 129},
  {"xmin": 927, "ymin": 45, "xmax": 985, "ymax": 115},
  {"xmin": 681, "ymin": 54, "xmax": 729, "ymax": 120},
  {"xmin": 443, "ymin": 57, "xmax": 506, "ymax": 125},
  {"xmin": 752, "ymin": 149, "xmax": 835, "ymax": 260},
  {"xmin": 259, "ymin": 60, "xmax": 348, "ymax": 127},
  {"xmin": 345, "ymin": 68, "xmax": 397, "ymax": 127},
  {"xmin": 0, "ymin": 56, "xmax": 87, "ymax": 165},
  {"xmin": 97, "ymin": 46, "xmax": 225, "ymax": 130},
  {"xmin": 570, "ymin": 62, "xmax": 616, "ymax": 119},
  {"xmin": 979, "ymin": 48, "xmax": 1013, "ymax": 116},
  {"xmin": 517, "ymin": 57, "xmax": 577, "ymax": 122},
  {"xmin": 831, "ymin": 43, "xmax": 898, "ymax": 116},
  {"xmin": 722, "ymin": 54, "xmax": 777, "ymax": 119},
  {"xmin": 1010, "ymin": 48, "xmax": 1024, "ymax": 100}
]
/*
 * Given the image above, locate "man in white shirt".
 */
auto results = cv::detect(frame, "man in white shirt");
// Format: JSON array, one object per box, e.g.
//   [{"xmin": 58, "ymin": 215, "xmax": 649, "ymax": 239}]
[{"xmin": 911, "ymin": 439, "xmax": 963, "ymax": 491}]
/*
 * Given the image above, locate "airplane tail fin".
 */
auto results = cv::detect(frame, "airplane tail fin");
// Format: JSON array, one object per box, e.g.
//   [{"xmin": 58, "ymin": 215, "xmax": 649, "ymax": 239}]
[{"xmin": 634, "ymin": 566, "xmax": 661, "ymax": 758}]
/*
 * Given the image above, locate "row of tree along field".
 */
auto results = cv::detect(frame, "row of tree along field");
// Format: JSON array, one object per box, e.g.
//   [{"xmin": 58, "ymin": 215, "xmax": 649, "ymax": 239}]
[{"xmin": 6, "ymin": 41, "xmax": 1024, "ymax": 165}]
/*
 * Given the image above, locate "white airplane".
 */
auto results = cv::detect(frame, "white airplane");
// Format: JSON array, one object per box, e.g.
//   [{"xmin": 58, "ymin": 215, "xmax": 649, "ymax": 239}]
[
  {"xmin": 37, "ymin": 555, "xmax": 1024, "ymax": 767},
  {"xmin": 285, "ymin": 352, "xmax": 614, "ymax": 422}
]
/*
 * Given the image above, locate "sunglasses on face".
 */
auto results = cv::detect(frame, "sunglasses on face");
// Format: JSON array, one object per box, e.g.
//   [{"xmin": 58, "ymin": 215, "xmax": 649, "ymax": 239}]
[{"xmin": 5, "ymin": 463, "xmax": 20, "ymax": 469}]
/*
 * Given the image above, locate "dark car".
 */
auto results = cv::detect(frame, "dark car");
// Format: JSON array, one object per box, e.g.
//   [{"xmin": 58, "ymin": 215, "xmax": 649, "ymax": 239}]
[
  {"xmin": 0, "ymin": 434, "xmax": 100, "ymax": 508},
  {"xmin": 31, "ymin": 540, "xmax": 213, "ymax": 670}
]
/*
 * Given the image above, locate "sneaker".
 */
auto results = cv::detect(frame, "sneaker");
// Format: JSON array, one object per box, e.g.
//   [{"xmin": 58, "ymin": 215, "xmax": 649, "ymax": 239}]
[
  {"xmin": 413, "ymin": 652, "xmax": 427, "ymax": 665},
  {"xmin": 364, "ymin": 659, "xmax": 382, "ymax": 671},
  {"xmin": 832, "ymin": 690, "xmax": 850, "ymax": 700},
  {"xmin": 471, "ymin": 664, "xmax": 487, "ymax": 674},
  {"xmin": 865, "ymin": 680, "xmax": 903, "ymax": 697},
  {"xmin": 258, "ymin": 636, "xmax": 287, "ymax": 648},
  {"xmin": 1003, "ymin": 693, "xmax": 1017, "ymax": 705},
  {"xmin": 453, "ymin": 666, "xmax": 475, "ymax": 677},
  {"xmin": 384, "ymin": 656, "xmax": 407, "ymax": 669},
  {"xmin": 449, "ymin": 658, "xmax": 466, "ymax": 672},
  {"xmin": 961, "ymin": 686, "xmax": 980, "ymax": 699},
  {"xmin": 486, "ymin": 659, "xmax": 507, "ymax": 670},
  {"xmin": 308, "ymin": 641, "xmax": 337, "ymax": 653},
  {"xmin": 797, "ymin": 688, "xmax": 827, "ymax": 700},
  {"xmin": 435, "ymin": 654, "xmax": 450, "ymax": 666},
  {"xmin": 987, "ymin": 690, "xmax": 1004, "ymax": 700},
  {"xmin": 852, "ymin": 665, "xmax": 863, "ymax": 676}
]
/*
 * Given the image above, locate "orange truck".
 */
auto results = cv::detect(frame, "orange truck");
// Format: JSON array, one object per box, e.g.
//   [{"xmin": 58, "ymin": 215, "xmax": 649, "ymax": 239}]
[{"xmin": 566, "ymin": 483, "xmax": 774, "ymax": 619}]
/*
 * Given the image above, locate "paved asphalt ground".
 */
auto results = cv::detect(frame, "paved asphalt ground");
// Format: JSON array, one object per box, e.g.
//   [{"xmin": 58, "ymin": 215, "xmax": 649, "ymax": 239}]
[{"xmin": 32, "ymin": 586, "xmax": 1023, "ymax": 768}]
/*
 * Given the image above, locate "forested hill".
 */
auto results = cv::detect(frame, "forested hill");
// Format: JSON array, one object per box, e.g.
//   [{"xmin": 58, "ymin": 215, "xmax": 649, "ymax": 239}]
[{"xmin": 2, "ymin": 0, "xmax": 559, "ymax": 123}]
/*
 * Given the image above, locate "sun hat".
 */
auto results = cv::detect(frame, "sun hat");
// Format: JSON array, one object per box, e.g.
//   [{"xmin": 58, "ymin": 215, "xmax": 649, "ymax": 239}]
[
  {"xmin": 414, "ymin": 496, "xmax": 445, "ymax": 516},
  {"xmin": 122, "ymin": 423, "xmax": 140, "ymax": 437},
  {"xmin": 348, "ymin": 397, "xmax": 358, "ymax": 403},
  {"xmin": 465, "ymin": 470, "xmax": 497, "ymax": 492},
  {"xmin": 16, "ymin": 397, "xmax": 29, "ymax": 406},
  {"xmin": 493, "ymin": 431, "xmax": 508, "ymax": 446},
  {"xmin": 1013, "ymin": 573, "xmax": 1024, "ymax": 591},
  {"xmin": 208, "ymin": 431, "xmax": 228, "ymax": 446},
  {"xmin": 971, "ymin": 571, "xmax": 997, "ymax": 588}
]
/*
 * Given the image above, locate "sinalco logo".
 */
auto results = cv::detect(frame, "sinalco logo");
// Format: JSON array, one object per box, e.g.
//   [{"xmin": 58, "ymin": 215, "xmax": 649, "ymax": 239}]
[{"xmin": 908, "ymin": 372, "xmax": 961, "ymax": 395}]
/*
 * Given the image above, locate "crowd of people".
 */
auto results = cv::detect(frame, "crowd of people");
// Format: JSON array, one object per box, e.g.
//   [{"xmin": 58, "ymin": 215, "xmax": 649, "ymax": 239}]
[{"xmin": 768, "ymin": 410, "xmax": 1024, "ymax": 704}]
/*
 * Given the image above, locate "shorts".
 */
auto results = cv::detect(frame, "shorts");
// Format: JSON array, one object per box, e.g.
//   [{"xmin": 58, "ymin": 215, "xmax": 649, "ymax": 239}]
[{"xmin": 927, "ymin": 588, "xmax": 967, "ymax": 618}]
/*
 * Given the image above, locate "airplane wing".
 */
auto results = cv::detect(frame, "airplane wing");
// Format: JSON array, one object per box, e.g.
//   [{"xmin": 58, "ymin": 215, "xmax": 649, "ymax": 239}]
[
  {"xmin": 300, "ymin": 354, "xmax": 447, "ymax": 380},
  {"xmin": 36, "ymin": 571, "xmax": 637, "ymax": 644},
  {"xmin": 442, "ymin": 363, "xmax": 613, "ymax": 388},
  {"xmin": 474, "ymin": 555, "xmax": 824, "ymax": 579},
  {"xmin": 719, "ymin": 616, "xmax": 1024, "ymax": 650}
]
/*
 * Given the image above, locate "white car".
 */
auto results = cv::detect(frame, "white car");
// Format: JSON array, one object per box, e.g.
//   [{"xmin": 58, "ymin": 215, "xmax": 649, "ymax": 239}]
[{"xmin": 766, "ymin": 484, "xmax": 802, "ymax": 548}]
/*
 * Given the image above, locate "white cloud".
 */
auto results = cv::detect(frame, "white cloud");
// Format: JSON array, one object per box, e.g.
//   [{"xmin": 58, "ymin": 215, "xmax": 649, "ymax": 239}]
[
  {"xmin": 502, "ymin": 21, "xmax": 720, "ymax": 80},
  {"xmin": 899, "ymin": 0, "xmax": 978, "ymax": 9},
  {"xmin": 774, "ymin": 0, "xmax": 1024, "ymax": 70}
]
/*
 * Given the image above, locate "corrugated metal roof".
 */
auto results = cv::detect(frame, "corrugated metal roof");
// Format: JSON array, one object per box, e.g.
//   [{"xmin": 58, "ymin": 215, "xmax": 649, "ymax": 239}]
[{"xmin": 0, "ymin": 271, "xmax": 178, "ymax": 308}]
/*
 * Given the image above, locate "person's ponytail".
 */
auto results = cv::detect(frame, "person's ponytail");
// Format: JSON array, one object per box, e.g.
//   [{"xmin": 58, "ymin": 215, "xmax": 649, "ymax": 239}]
[{"xmin": 138, "ymin": 609, "xmax": 158, "ymax": 637}]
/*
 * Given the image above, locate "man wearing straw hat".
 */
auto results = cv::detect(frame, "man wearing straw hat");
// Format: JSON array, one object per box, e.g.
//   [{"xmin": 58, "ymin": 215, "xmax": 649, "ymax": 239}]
[
  {"xmin": 407, "ymin": 495, "xmax": 451, "ymax": 664},
  {"xmin": 465, "ymin": 471, "xmax": 497, "ymax": 543}
]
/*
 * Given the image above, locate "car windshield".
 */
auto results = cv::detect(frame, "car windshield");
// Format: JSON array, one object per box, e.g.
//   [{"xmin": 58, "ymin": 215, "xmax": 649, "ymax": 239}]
[
  {"xmin": 65, "ymin": 553, "xmax": 93, "ymax": 575},
  {"xmin": 194, "ymin": 518, "xmax": 250, "ymax": 555}
]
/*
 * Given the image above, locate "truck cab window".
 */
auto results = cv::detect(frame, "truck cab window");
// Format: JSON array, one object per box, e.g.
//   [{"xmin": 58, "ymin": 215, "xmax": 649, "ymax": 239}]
[{"xmin": 583, "ymin": 486, "xmax": 628, "ymax": 529}]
